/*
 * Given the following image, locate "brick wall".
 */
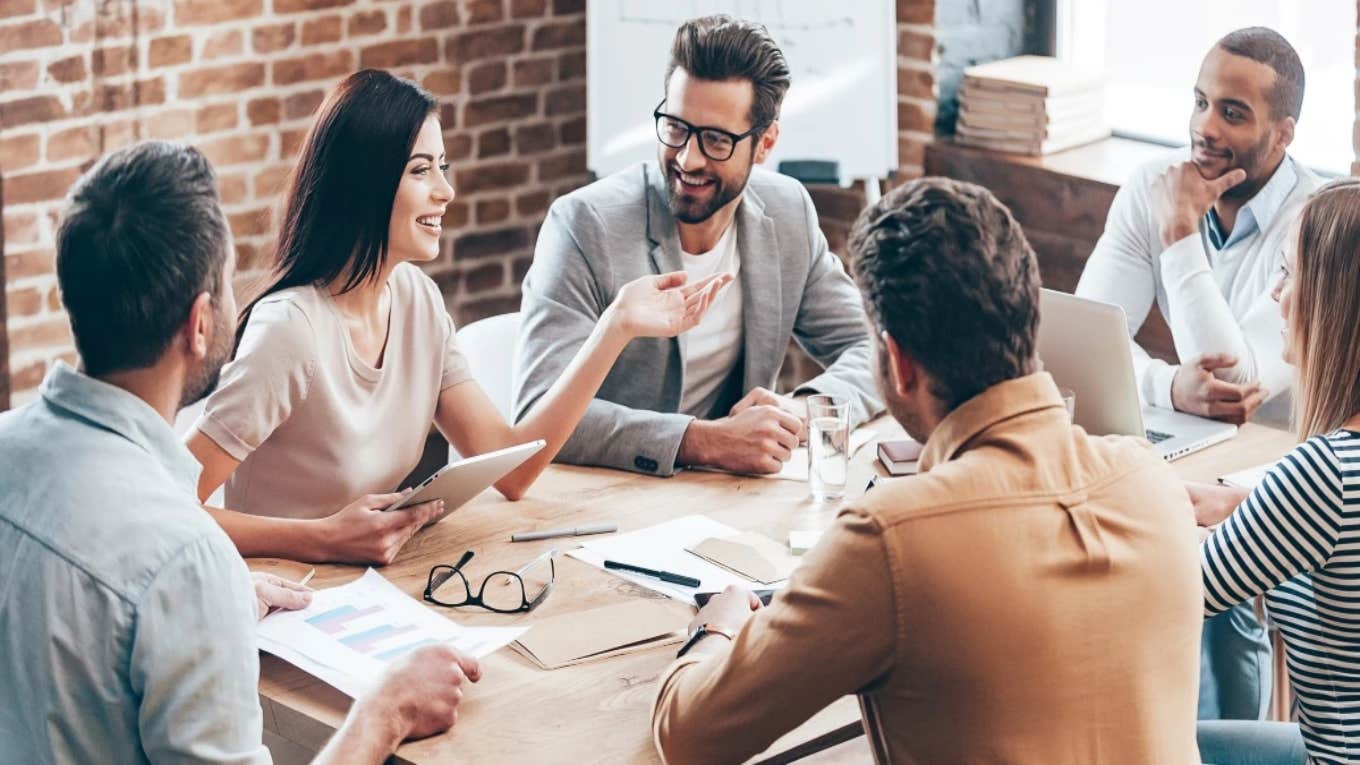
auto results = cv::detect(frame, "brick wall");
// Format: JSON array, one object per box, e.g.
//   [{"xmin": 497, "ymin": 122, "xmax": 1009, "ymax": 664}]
[{"xmin": 1, "ymin": 0, "xmax": 587, "ymax": 406}]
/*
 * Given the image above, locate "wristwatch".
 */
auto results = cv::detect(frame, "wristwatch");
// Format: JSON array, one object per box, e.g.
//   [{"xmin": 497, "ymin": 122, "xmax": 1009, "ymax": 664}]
[{"xmin": 676, "ymin": 622, "xmax": 735, "ymax": 658}]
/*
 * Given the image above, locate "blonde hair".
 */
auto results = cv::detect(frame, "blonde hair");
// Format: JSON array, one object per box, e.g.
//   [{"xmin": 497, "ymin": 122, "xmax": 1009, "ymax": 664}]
[{"xmin": 1292, "ymin": 178, "xmax": 1360, "ymax": 439}]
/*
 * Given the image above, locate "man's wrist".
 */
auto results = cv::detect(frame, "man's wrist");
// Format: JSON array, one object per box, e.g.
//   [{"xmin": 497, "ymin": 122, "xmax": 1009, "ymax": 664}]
[
  {"xmin": 677, "ymin": 419, "xmax": 714, "ymax": 467},
  {"xmin": 336, "ymin": 693, "xmax": 407, "ymax": 761}
]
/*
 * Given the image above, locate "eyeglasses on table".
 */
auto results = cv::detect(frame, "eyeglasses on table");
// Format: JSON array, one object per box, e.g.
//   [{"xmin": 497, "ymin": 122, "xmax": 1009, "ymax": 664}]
[{"xmin": 424, "ymin": 548, "xmax": 556, "ymax": 613}]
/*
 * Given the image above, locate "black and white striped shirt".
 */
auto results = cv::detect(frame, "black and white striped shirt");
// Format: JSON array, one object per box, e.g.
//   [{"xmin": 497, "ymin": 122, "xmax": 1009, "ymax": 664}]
[{"xmin": 1203, "ymin": 429, "xmax": 1360, "ymax": 764}]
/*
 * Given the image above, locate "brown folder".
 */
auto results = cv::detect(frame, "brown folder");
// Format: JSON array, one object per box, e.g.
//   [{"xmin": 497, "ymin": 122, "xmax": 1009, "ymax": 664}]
[{"xmin": 511, "ymin": 600, "xmax": 690, "ymax": 670}]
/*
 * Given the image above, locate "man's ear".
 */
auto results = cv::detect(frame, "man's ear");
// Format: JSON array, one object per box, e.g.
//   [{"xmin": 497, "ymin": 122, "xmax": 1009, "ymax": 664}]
[
  {"xmin": 753, "ymin": 121, "xmax": 779, "ymax": 165},
  {"xmin": 1274, "ymin": 115, "xmax": 1296, "ymax": 152},
  {"xmin": 183, "ymin": 291, "xmax": 213, "ymax": 361},
  {"xmin": 881, "ymin": 330, "xmax": 915, "ymax": 398}
]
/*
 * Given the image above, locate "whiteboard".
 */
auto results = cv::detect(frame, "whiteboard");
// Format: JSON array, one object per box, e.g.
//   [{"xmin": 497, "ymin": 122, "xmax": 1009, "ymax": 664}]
[{"xmin": 587, "ymin": 0, "xmax": 899, "ymax": 183}]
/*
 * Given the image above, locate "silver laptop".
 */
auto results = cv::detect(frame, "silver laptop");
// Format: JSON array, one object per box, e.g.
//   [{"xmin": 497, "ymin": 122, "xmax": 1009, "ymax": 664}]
[{"xmin": 1038, "ymin": 289, "xmax": 1236, "ymax": 461}]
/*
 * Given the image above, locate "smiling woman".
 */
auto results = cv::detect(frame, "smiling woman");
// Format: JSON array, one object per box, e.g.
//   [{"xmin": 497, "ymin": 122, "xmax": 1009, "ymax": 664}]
[{"xmin": 181, "ymin": 69, "xmax": 733, "ymax": 566}]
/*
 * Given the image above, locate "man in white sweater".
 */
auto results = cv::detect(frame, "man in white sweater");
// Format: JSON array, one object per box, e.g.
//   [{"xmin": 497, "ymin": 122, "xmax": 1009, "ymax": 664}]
[
  {"xmin": 1077, "ymin": 27, "xmax": 1321, "ymax": 429},
  {"xmin": 1077, "ymin": 27, "xmax": 1322, "ymax": 723}
]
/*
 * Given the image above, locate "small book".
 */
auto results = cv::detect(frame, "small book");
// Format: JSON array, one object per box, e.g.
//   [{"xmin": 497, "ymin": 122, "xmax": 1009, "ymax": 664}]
[{"xmin": 877, "ymin": 439, "xmax": 924, "ymax": 476}]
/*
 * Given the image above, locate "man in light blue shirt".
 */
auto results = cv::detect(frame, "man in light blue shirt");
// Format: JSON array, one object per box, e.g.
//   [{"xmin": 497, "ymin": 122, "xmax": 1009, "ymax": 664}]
[{"xmin": 0, "ymin": 141, "xmax": 479, "ymax": 764}]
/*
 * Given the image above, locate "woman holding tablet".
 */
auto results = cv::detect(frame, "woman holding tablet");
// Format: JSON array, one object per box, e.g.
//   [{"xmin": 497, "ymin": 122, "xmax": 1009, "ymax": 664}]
[
  {"xmin": 1189, "ymin": 179, "xmax": 1360, "ymax": 765},
  {"xmin": 187, "ymin": 70, "xmax": 730, "ymax": 564}
]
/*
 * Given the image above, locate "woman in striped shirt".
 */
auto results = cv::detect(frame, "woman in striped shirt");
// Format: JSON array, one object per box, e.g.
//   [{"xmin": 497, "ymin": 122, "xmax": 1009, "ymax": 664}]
[{"xmin": 1190, "ymin": 178, "xmax": 1360, "ymax": 764}]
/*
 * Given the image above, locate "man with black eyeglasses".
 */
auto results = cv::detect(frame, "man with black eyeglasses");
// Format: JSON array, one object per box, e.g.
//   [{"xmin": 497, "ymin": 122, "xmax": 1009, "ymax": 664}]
[{"xmin": 515, "ymin": 14, "xmax": 882, "ymax": 478}]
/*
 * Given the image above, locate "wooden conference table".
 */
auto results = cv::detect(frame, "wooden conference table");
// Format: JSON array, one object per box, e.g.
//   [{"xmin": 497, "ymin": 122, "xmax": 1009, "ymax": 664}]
[{"xmin": 256, "ymin": 417, "xmax": 1298, "ymax": 764}]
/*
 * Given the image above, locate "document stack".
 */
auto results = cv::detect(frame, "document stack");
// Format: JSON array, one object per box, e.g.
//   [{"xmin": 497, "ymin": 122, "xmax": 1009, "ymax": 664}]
[{"xmin": 955, "ymin": 55, "xmax": 1108, "ymax": 156}]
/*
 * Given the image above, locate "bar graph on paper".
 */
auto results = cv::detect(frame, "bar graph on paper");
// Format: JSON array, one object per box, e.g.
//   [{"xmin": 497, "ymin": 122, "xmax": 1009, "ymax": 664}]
[{"xmin": 258, "ymin": 569, "xmax": 525, "ymax": 698}]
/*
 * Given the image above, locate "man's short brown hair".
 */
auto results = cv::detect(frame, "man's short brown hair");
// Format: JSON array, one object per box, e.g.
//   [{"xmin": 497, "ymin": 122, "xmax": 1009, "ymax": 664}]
[
  {"xmin": 849, "ymin": 177, "xmax": 1039, "ymax": 409},
  {"xmin": 665, "ymin": 14, "xmax": 791, "ymax": 130},
  {"xmin": 1217, "ymin": 26, "xmax": 1305, "ymax": 121}
]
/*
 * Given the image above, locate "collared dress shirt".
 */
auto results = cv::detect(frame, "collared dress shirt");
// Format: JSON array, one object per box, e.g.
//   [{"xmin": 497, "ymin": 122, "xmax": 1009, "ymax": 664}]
[
  {"xmin": 0, "ymin": 363, "xmax": 268, "ymax": 764},
  {"xmin": 652, "ymin": 372, "xmax": 1203, "ymax": 764}
]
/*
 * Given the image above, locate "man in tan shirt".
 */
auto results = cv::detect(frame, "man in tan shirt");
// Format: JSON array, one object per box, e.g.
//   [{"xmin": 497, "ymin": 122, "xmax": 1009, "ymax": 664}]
[{"xmin": 651, "ymin": 178, "xmax": 1203, "ymax": 764}]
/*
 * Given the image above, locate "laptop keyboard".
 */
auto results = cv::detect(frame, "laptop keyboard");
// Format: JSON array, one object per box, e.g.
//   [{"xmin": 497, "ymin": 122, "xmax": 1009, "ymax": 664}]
[{"xmin": 1145, "ymin": 429, "xmax": 1173, "ymax": 444}]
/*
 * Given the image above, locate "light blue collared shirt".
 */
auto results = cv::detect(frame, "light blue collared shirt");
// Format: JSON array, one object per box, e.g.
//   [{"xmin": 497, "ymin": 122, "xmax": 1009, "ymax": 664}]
[
  {"xmin": 0, "ymin": 363, "xmax": 268, "ymax": 764},
  {"xmin": 1205, "ymin": 156, "xmax": 1298, "ymax": 251}
]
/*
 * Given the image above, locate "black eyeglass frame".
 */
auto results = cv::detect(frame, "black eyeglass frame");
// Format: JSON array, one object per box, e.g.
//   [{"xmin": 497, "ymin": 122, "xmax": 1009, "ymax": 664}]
[
  {"xmin": 652, "ymin": 99, "xmax": 769, "ymax": 162},
  {"xmin": 424, "ymin": 549, "xmax": 556, "ymax": 614}
]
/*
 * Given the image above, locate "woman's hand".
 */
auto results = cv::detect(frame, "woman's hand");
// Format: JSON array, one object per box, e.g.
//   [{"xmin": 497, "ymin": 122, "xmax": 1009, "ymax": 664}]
[
  {"xmin": 606, "ymin": 271, "xmax": 733, "ymax": 339},
  {"xmin": 1184, "ymin": 481, "xmax": 1249, "ymax": 528},
  {"xmin": 315, "ymin": 491, "xmax": 446, "ymax": 565}
]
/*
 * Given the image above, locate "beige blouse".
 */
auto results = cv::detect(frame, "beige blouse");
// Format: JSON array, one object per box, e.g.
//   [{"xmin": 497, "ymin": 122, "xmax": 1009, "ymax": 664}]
[{"xmin": 196, "ymin": 263, "xmax": 471, "ymax": 519}]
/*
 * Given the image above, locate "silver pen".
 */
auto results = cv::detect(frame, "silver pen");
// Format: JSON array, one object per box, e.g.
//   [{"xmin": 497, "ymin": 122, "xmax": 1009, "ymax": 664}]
[{"xmin": 510, "ymin": 523, "xmax": 618, "ymax": 542}]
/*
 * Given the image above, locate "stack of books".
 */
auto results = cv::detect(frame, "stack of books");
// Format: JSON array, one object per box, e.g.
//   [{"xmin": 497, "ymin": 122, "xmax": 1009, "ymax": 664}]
[{"xmin": 955, "ymin": 55, "xmax": 1109, "ymax": 156}]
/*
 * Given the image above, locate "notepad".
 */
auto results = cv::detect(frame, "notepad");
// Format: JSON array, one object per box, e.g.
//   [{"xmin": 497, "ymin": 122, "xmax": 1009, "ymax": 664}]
[
  {"xmin": 511, "ymin": 600, "xmax": 689, "ymax": 669},
  {"xmin": 687, "ymin": 532, "xmax": 799, "ymax": 585},
  {"xmin": 1219, "ymin": 460, "xmax": 1277, "ymax": 490}
]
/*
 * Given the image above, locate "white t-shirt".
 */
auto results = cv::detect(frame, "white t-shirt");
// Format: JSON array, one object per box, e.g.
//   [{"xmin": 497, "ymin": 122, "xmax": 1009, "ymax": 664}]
[{"xmin": 678, "ymin": 224, "xmax": 743, "ymax": 417}]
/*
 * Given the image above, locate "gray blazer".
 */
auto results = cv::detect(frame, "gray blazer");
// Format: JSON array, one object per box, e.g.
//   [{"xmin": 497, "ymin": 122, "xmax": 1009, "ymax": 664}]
[{"xmin": 513, "ymin": 162, "xmax": 882, "ymax": 476}]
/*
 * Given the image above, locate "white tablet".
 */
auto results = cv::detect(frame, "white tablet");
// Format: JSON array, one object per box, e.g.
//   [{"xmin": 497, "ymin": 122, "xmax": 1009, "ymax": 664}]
[{"xmin": 385, "ymin": 440, "xmax": 546, "ymax": 524}]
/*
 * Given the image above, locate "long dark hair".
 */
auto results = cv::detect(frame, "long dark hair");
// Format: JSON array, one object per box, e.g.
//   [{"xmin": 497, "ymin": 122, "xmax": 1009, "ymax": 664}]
[{"xmin": 236, "ymin": 69, "xmax": 436, "ymax": 347}]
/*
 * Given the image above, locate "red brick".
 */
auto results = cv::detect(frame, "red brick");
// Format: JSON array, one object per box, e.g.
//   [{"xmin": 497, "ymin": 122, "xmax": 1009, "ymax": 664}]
[
  {"xmin": 515, "ymin": 189, "xmax": 550, "ymax": 217},
  {"xmin": 537, "ymin": 149, "xmax": 585, "ymax": 181},
  {"xmin": 898, "ymin": 66, "xmax": 933, "ymax": 100},
  {"xmin": 91, "ymin": 78, "xmax": 166, "ymax": 112},
  {"xmin": 0, "ymin": 18, "xmax": 61, "ymax": 52},
  {"xmin": 557, "ymin": 50, "xmax": 584, "ymax": 81},
  {"xmin": 148, "ymin": 35, "xmax": 192, "ymax": 67},
  {"xmin": 0, "ymin": 0, "xmax": 36, "ymax": 18},
  {"xmin": 396, "ymin": 4, "xmax": 412, "ymax": 33},
  {"xmin": 512, "ymin": 57, "xmax": 554, "ymax": 87},
  {"xmin": 46, "ymin": 125, "xmax": 98, "ymax": 163},
  {"xmin": 252, "ymin": 22, "xmax": 295, "ymax": 53},
  {"xmin": 438, "ymin": 102, "xmax": 458, "ymax": 130},
  {"xmin": 551, "ymin": 0, "xmax": 583, "ymax": 13},
  {"xmin": 531, "ymin": 19, "xmax": 583, "ymax": 50},
  {"xmin": 283, "ymin": 89, "xmax": 325, "ymax": 120},
  {"xmin": 5, "ymin": 248, "xmax": 55, "ymax": 280},
  {"xmin": 475, "ymin": 198, "xmax": 511, "ymax": 225},
  {"xmin": 457, "ymin": 295, "xmax": 523, "ymax": 324},
  {"xmin": 514, "ymin": 122, "xmax": 555, "ymax": 154},
  {"xmin": 85, "ymin": 5, "xmax": 165, "ymax": 39},
  {"xmin": 446, "ymin": 133, "xmax": 473, "ymax": 161},
  {"xmin": 545, "ymin": 84, "xmax": 583, "ymax": 116},
  {"xmin": 421, "ymin": 69, "xmax": 461, "ymax": 96},
  {"xmin": 468, "ymin": 61, "xmax": 506, "ymax": 95},
  {"xmin": 228, "ymin": 207, "xmax": 272, "ymax": 238},
  {"xmin": 558, "ymin": 115, "xmax": 585, "ymax": 145},
  {"xmin": 97, "ymin": 119, "xmax": 139, "ymax": 152},
  {"xmin": 48, "ymin": 55, "xmax": 86, "ymax": 83},
  {"xmin": 478, "ymin": 127, "xmax": 511, "ymax": 157},
  {"xmin": 0, "ymin": 60, "xmax": 39, "ymax": 91},
  {"xmin": 463, "ymin": 93, "xmax": 537, "ymax": 127},
  {"xmin": 3, "ymin": 211, "xmax": 41, "ymax": 247},
  {"xmin": 300, "ymin": 15, "xmax": 341, "ymax": 44},
  {"xmin": 510, "ymin": 0, "xmax": 546, "ymax": 18},
  {"xmin": 203, "ymin": 28, "xmax": 244, "ymax": 59},
  {"xmin": 899, "ymin": 28, "xmax": 934, "ymax": 61},
  {"xmin": 446, "ymin": 25, "xmax": 524, "ymax": 64},
  {"xmin": 9, "ymin": 317, "xmax": 73, "ymax": 353},
  {"xmin": 897, "ymin": 99, "xmax": 936, "ymax": 133},
  {"xmin": 280, "ymin": 128, "xmax": 308, "ymax": 158},
  {"xmin": 464, "ymin": 262, "xmax": 503, "ymax": 292},
  {"xmin": 196, "ymin": 103, "xmax": 239, "ymax": 133},
  {"xmin": 465, "ymin": 0, "xmax": 502, "ymax": 24},
  {"xmin": 247, "ymin": 97, "xmax": 281, "ymax": 126},
  {"xmin": 6, "ymin": 286, "xmax": 43, "ymax": 318},
  {"xmin": 254, "ymin": 164, "xmax": 292, "ymax": 196},
  {"xmin": 274, "ymin": 0, "xmax": 351, "ymax": 13},
  {"xmin": 452, "ymin": 226, "xmax": 531, "ymax": 260},
  {"xmin": 897, "ymin": 0, "xmax": 933, "ymax": 24},
  {"xmin": 218, "ymin": 172, "xmax": 248, "ymax": 205},
  {"xmin": 359, "ymin": 38, "xmax": 437, "ymax": 69},
  {"xmin": 196, "ymin": 133, "xmax": 270, "ymax": 167},
  {"xmin": 12, "ymin": 359, "xmax": 47, "ymax": 392},
  {"xmin": 0, "ymin": 132, "xmax": 39, "ymax": 172},
  {"xmin": 454, "ymin": 160, "xmax": 529, "ymax": 194},
  {"xmin": 444, "ymin": 201, "xmax": 470, "ymax": 228},
  {"xmin": 92, "ymin": 44, "xmax": 138, "ymax": 76},
  {"xmin": 179, "ymin": 62, "xmax": 266, "ymax": 98},
  {"xmin": 419, "ymin": 0, "xmax": 460, "ymax": 29},
  {"xmin": 0, "ymin": 96, "xmax": 64, "ymax": 130},
  {"xmin": 174, "ymin": 0, "xmax": 261, "ymax": 25},
  {"xmin": 48, "ymin": 288, "xmax": 66, "ymax": 313},
  {"xmin": 348, "ymin": 9, "xmax": 386, "ymax": 36},
  {"xmin": 274, "ymin": 50, "xmax": 354, "ymax": 86},
  {"xmin": 145, "ymin": 108, "xmax": 195, "ymax": 140}
]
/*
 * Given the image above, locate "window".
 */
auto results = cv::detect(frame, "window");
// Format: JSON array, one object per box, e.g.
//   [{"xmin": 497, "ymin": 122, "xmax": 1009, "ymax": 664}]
[{"xmin": 1056, "ymin": 0, "xmax": 1355, "ymax": 174}]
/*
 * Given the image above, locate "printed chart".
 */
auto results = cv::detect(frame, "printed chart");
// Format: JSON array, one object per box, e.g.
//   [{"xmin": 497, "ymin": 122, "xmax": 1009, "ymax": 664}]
[{"xmin": 258, "ymin": 568, "xmax": 524, "ymax": 697}]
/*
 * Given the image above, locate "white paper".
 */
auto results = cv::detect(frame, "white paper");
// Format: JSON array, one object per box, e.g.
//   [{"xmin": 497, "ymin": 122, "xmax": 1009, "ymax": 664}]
[
  {"xmin": 569, "ymin": 515, "xmax": 789, "ymax": 602},
  {"xmin": 1219, "ymin": 460, "xmax": 1276, "ymax": 490},
  {"xmin": 773, "ymin": 428, "xmax": 877, "ymax": 481},
  {"xmin": 257, "ymin": 568, "xmax": 524, "ymax": 698}
]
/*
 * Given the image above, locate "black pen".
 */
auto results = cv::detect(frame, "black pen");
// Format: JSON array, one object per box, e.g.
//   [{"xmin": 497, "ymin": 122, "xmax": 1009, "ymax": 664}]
[{"xmin": 603, "ymin": 559, "xmax": 701, "ymax": 588}]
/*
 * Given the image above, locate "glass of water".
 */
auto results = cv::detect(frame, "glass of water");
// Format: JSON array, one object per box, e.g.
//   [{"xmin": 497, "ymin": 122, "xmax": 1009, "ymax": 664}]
[{"xmin": 807, "ymin": 394, "xmax": 851, "ymax": 502}]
